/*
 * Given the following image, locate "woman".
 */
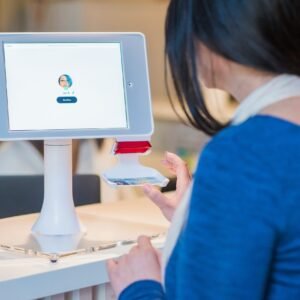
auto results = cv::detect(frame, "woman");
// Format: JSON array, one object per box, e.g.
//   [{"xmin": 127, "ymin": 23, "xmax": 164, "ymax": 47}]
[{"xmin": 107, "ymin": 0, "xmax": 300, "ymax": 299}]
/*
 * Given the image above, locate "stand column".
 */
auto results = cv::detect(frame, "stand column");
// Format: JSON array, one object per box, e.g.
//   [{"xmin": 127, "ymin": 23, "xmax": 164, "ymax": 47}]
[{"xmin": 32, "ymin": 139, "xmax": 83, "ymax": 236}]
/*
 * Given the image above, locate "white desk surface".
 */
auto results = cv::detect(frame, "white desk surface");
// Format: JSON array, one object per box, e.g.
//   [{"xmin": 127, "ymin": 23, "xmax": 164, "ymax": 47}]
[{"xmin": 0, "ymin": 196, "xmax": 169, "ymax": 300}]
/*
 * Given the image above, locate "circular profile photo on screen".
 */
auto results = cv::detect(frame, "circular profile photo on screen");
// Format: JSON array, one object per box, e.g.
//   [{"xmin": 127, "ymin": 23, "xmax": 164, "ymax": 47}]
[{"xmin": 58, "ymin": 74, "xmax": 73, "ymax": 89}]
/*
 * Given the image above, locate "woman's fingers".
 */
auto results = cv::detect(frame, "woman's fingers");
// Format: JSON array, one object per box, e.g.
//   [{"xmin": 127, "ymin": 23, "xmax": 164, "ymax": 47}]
[
  {"xmin": 107, "ymin": 258, "xmax": 118, "ymax": 274},
  {"xmin": 163, "ymin": 152, "xmax": 191, "ymax": 197},
  {"xmin": 143, "ymin": 184, "xmax": 173, "ymax": 210},
  {"xmin": 163, "ymin": 152, "xmax": 191, "ymax": 183},
  {"xmin": 137, "ymin": 235, "xmax": 152, "ymax": 249},
  {"xmin": 143, "ymin": 185, "xmax": 175, "ymax": 220},
  {"xmin": 106, "ymin": 244, "xmax": 161, "ymax": 298},
  {"xmin": 154, "ymin": 248, "xmax": 162, "ymax": 265},
  {"xmin": 162, "ymin": 152, "xmax": 184, "ymax": 173},
  {"xmin": 164, "ymin": 152, "xmax": 186, "ymax": 168},
  {"xmin": 143, "ymin": 185, "xmax": 171, "ymax": 209},
  {"xmin": 143, "ymin": 152, "xmax": 192, "ymax": 221}
]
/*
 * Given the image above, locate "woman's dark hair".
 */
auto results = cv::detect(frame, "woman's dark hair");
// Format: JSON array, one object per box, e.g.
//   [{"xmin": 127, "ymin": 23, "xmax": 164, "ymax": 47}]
[{"xmin": 165, "ymin": 0, "xmax": 300, "ymax": 135}]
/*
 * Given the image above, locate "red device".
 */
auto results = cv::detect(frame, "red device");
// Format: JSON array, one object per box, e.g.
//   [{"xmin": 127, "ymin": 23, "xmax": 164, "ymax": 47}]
[{"xmin": 113, "ymin": 141, "xmax": 152, "ymax": 155}]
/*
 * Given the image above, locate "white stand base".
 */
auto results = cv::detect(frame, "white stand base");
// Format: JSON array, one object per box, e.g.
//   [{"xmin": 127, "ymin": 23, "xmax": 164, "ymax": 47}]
[
  {"xmin": 32, "ymin": 140, "xmax": 84, "ymax": 236},
  {"xmin": 31, "ymin": 232, "xmax": 83, "ymax": 253}
]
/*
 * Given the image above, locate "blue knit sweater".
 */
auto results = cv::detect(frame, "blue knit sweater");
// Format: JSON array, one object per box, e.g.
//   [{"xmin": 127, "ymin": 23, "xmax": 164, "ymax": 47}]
[{"xmin": 120, "ymin": 116, "xmax": 300, "ymax": 300}]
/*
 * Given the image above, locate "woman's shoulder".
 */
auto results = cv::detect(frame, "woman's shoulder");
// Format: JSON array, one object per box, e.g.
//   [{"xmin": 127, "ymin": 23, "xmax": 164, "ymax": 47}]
[
  {"xmin": 204, "ymin": 115, "xmax": 300, "ymax": 166},
  {"xmin": 212, "ymin": 115, "xmax": 300, "ymax": 145}
]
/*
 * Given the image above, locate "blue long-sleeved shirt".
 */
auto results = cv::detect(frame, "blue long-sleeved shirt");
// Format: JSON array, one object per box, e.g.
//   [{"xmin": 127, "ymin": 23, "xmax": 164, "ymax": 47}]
[{"xmin": 120, "ymin": 116, "xmax": 300, "ymax": 300}]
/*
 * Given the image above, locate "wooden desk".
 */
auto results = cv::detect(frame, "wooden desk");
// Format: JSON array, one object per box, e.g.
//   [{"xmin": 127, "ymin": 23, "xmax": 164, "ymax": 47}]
[{"xmin": 0, "ymin": 196, "xmax": 169, "ymax": 300}]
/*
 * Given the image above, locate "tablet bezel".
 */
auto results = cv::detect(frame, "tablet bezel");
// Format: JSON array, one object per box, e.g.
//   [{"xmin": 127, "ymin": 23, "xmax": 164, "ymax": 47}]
[{"xmin": 0, "ymin": 32, "xmax": 154, "ymax": 140}]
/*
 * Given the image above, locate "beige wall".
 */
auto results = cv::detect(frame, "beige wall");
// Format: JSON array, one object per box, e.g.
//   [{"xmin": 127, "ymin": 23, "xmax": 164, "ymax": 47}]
[{"xmin": 0, "ymin": 0, "xmax": 26, "ymax": 31}]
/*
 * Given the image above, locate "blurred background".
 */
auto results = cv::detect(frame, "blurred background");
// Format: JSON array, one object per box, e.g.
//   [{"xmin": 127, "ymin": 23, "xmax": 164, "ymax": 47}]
[{"xmin": 0, "ymin": 0, "xmax": 237, "ymax": 182}]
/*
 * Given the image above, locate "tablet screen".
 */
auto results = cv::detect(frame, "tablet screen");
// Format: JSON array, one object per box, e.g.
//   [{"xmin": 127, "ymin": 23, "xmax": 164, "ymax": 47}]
[{"xmin": 4, "ymin": 43, "xmax": 128, "ymax": 131}]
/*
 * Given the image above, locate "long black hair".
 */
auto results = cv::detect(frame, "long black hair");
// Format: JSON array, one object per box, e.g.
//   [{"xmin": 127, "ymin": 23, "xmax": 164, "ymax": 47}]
[{"xmin": 165, "ymin": 0, "xmax": 300, "ymax": 135}]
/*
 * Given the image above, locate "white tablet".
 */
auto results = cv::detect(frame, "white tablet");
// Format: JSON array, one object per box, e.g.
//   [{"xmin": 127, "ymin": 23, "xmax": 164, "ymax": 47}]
[{"xmin": 0, "ymin": 33, "xmax": 153, "ymax": 140}]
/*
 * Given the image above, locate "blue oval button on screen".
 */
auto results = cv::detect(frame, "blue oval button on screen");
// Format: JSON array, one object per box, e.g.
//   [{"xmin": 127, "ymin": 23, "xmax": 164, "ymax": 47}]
[{"xmin": 57, "ymin": 96, "xmax": 77, "ymax": 104}]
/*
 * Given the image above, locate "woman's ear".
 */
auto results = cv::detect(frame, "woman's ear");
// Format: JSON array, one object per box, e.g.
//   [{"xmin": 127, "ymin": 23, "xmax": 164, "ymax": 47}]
[
  {"xmin": 197, "ymin": 43, "xmax": 228, "ymax": 89},
  {"xmin": 196, "ymin": 43, "xmax": 212, "ymax": 87},
  {"xmin": 197, "ymin": 42, "xmax": 224, "ymax": 88}
]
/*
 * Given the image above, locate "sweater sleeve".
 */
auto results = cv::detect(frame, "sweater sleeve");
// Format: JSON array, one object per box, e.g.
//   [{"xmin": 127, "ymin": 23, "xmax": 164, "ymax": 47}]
[{"xmin": 171, "ymin": 136, "xmax": 280, "ymax": 299}]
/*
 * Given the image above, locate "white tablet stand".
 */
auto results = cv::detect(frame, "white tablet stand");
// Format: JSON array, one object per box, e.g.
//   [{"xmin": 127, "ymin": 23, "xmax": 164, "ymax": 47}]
[
  {"xmin": 32, "ymin": 139, "xmax": 84, "ymax": 236},
  {"xmin": 31, "ymin": 139, "xmax": 168, "ymax": 237},
  {"xmin": 0, "ymin": 32, "xmax": 168, "ymax": 258}
]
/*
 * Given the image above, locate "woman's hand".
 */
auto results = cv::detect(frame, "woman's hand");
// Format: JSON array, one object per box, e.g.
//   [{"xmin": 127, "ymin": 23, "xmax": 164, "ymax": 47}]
[
  {"xmin": 107, "ymin": 236, "xmax": 161, "ymax": 298},
  {"xmin": 143, "ymin": 152, "xmax": 192, "ymax": 221}
]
